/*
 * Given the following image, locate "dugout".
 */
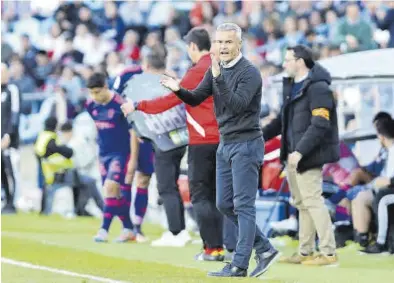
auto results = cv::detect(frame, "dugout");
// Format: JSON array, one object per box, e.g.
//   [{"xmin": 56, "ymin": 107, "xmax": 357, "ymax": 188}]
[
  {"xmin": 265, "ymin": 48, "xmax": 394, "ymax": 164},
  {"xmin": 256, "ymin": 49, "xmax": 394, "ymax": 235}
]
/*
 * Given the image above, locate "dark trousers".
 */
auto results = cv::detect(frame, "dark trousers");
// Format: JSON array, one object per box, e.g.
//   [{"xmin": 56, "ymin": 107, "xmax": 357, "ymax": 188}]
[
  {"xmin": 154, "ymin": 146, "xmax": 187, "ymax": 234},
  {"xmin": 216, "ymin": 137, "xmax": 273, "ymax": 269},
  {"xmin": 73, "ymin": 174, "xmax": 104, "ymax": 216},
  {"xmin": 44, "ymin": 169, "xmax": 104, "ymax": 215},
  {"xmin": 223, "ymin": 215, "xmax": 237, "ymax": 251},
  {"xmin": 188, "ymin": 144, "xmax": 223, "ymax": 249},
  {"xmin": 1, "ymin": 151, "xmax": 15, "ymax": 208}
]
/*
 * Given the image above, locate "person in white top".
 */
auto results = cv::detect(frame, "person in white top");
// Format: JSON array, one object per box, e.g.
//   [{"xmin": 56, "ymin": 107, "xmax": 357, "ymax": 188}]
[
  {"xmin": 361, "ymin": 118, "xmax": 394, "ymax": 254},
  {"xmin": 352, "ymin": 117, "xmax": 394, "ymax": 252}
]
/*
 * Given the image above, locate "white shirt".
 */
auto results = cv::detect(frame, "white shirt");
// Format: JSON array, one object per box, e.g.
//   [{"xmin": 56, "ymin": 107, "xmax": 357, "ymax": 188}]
[
  {"xmin": 294, "ymin": 72, "xmax": 309, "ymax": 83},
  {"xmin": 382, "ymin": 142, "xmax": 394, "ymax": 179},
  {"xmin": 221, "ymin": 53, "xmax": 243, "ymax": 69}
]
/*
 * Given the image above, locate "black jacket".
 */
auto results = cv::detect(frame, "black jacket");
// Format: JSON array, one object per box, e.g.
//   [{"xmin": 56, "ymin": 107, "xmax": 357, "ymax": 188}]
[
  {"xmin": 263, "ymin": 63, "xmax": 340, "ymax": 173},
  {"xmin": 1, "ymin": 84, "xmax": 21, "ymax": 148},
  {"xmin": 1, "ymin": 84, "xmax": 13, "ymax": 139}
]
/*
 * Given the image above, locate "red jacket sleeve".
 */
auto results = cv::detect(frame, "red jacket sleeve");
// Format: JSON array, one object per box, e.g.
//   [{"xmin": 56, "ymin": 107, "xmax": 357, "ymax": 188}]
[
  {"xmin": 137, "ymin": 93, "xmax": 182, "ymax": 114},
  {"xmin": 136, "ymin": 66, "xmax": 203, "ymax": 114}
]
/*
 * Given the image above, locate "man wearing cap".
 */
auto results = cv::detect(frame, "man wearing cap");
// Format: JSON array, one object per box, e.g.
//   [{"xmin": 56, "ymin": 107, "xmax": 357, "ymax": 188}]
[
  {"xmin": 263, "ymin": 45, "xmax": 339, "ymax": 266},
  {"xmin": 121, "ymin": 28, "xmax": 226, "ymax": 259}
]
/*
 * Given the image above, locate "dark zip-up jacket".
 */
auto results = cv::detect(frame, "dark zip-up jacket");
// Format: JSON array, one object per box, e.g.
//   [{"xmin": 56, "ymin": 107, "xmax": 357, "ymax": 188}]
[{"xmin": 263, "ymin": 63, "xmax": 340, "ymax": 173}]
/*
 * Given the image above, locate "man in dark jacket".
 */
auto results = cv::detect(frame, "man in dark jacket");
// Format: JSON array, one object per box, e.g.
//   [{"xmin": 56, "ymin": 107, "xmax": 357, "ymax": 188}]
[
  {"xmin": 160, "ymin": 23, "xmax": 279, "ymax": 278},
  {"xmin": 1, "ymin": 63, "xmax": 20, "ymax": 214},
  {"xmin": 372, "ymin": 2, "xmax": 394, "ymax": 48},
  {"xmin": 263, "ymin": 45, "xmax": 339, "ymax": 266}
]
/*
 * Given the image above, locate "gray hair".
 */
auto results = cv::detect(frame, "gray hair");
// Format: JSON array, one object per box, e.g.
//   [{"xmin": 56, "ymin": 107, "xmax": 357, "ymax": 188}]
[{"xmin": 216, "ymin": 23, "xmax": 242, "ymax": 41}]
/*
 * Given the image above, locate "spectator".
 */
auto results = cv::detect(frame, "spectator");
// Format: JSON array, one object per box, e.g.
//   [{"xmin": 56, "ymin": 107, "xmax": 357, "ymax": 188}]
[
  {"xmin": 39, "ymin": 22, "xmax": 65, "ymax": 60},
  {"xmin": 297, "ymin": 17, "xmax": 310, "ymax": 35},
  {"xmin": 118, "ymin": 29, "xmax": 140, "ymax": 64},
  {"xmin": 344, "ymin": 113, "xmax": 392, "ymax": 247},
  {"xmin": 73, "ymin": 23, "xmax": 94, "ymax": 55},
  {"xmin": 283, "ymin": 16, "xmax": 303, "ymax": 48},
  {"xmin": 59, "ymin": 121, "xmax": 104, "ymax": 217},
  {"xmin": 105, "ymin": 51, "xmax": 125, "ymax": 79},
  {"xmin": 32, "ymin": 50, "xmax": 53, "ymax": 88},
  {"xmin": 213, "ymin": 1, "xmax": 243, "ymax": 28},
  {"xmin": 19, "ymin": 34, "xmax": 37, "ymax": 71},
  {"xmin": 76, "ymin": 4, "xmax": 97, "ymax": 34},
  {"xmin": 166, "ymin": 45, "xmax": 190, "ymax": 79},
  {"xmin": 118, "ymin": 1, "xmax": 144, "ymax": 28},
  {"xmin": 189, "ymin": 1, "xmax": 214, "ymax": 28},
  {"xmin": 1, "ymin": 36, "xmax": 14, "ymax": 64},
  {"xmin": 96, "ymin": 1, "xmax": 125, "ymax": 46},
  {"xmin": 59, "ymin": 35, "xmax": 84, "ymax": 65},
  {"xmin": 164, "ymin": 26, "xmax": 183, "ymax": 47},
  {"xmin": 361, "ymin": 118, "xmax": 394, "ymax": 254},
  {"xmin": 260, "ymin": 0, "xmax": 282, "ymax": 23},
  {"xmin": 334, "ymin": 3, "xmax": 375, "ymax": 52},
  {"xmin": 309, "ymin": 10, "xmax": 328, "ymax": 37},
  {"xmin": 351, "ymin": 117, "xmax": 394, "ymax": 252},
  {"xmin": 372, "ymin": 2, "xmax": 394, "ymax": 48},
  {"xmin": 82, "ymin": 32, "xmax": 115, "ymax": 67},
  {"xmin": 325, "ymin": 10, "xmax": 340, "ymax": 41},
  {"xmin": 75, "ymin": 65, "xmax": 94, "ymax": 84},
  {"xmin": 347, "ymin": 112, "xmax": 392, "ymax": 192},
  {"xmin": 140, "ymin": 31, "xmax": 163, "ymax": 59},
  {"xmin": 9, "ymin": 56, "xmax": 37, "ymax": 93},
  {"xmin": 58, "ymin": 66, "xmax": 84, "ymax": 105},
  {"xmin": 146, "ymin": 1, "xmax": 175, "ymax": 30}
]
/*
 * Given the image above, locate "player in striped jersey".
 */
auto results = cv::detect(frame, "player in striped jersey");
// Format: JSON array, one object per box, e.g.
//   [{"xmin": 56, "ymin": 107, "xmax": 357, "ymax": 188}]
[{"xmin": 112, "ymin": 67, "xmax": 155, "ymax": 242}]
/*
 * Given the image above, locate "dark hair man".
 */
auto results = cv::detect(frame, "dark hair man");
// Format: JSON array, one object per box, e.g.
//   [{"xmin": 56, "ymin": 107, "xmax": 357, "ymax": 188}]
[
  {"xmin": 121, "ymin": 27, "xmax": 227, "ymax": 260},
  {"xmin": 1, "ymin": 63, "xmax": 21, "ymax": 214},
  {"xmin": 86, "ymin": 72, "xmax": 135, "ymax": 243},
  {"xmin": 263, "ymin": 45, "xmax": 339, "ymax": 266}
]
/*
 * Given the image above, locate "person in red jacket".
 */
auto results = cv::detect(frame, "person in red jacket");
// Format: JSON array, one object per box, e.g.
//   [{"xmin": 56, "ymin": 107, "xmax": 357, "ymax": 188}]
[{"xmin": 121, "ymin": 27, "xmax": 226, "ymax": 261}]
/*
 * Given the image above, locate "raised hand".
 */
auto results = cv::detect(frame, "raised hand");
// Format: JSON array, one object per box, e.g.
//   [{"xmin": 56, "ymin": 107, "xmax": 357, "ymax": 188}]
[
  {"xmin": 210, "ymin": 53, "xmax": 221, "ymax": 78},
  {"xmin": 160, "ymin": 75, "xmax": 180, "ymax": 92}
]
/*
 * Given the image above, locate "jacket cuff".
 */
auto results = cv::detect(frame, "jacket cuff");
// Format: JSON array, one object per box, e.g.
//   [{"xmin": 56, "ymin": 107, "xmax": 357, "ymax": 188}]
[
  {"xmin": 390, "ymin": 177, "xmax": 394, "ymax": 187},
  {"xmin": 295, "ymin": 143, "xmax": 308, "ymax": 158}
]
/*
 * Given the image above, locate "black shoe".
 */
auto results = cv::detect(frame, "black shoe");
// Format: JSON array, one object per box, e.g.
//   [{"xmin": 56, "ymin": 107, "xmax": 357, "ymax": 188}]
[
  {"xmin": 360, "ymin": 243, "xmax": 387, "ymax": 254},
  {"xmin": 207, "ymin": 263, "xmax": 247, "ymax": 277},
  {"xmin": 1, "ymin": 205, "xmax": 16, "ymax": 214},
  {"xmin": 355, "ymin": 232, "xmax": 369, "ymax": 248},
  {"xmin": 249, "ymin": 249, "xmax": 280, "ymax": 278}
]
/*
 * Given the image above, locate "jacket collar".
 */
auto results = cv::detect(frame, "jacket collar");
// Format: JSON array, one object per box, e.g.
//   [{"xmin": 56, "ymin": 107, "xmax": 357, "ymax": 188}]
[{"xmin": 283, "ymin": 75, "xmax": 311, "ymax": 103}]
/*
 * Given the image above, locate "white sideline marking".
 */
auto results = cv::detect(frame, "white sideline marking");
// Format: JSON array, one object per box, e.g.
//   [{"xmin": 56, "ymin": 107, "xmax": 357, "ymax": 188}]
[{"xmin": 1, "ymin": 258, "xmax": 130, "ymax": 283}]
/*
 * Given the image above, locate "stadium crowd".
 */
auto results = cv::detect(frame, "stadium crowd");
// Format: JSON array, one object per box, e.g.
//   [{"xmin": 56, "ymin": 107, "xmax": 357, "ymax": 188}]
[
  {"xmin": 2, "ymin": 0, "xmax": 394, "ymax": 109},
  {"xmin": 1, "ymin": 0, "xmax": 394, "ymax": 275}
]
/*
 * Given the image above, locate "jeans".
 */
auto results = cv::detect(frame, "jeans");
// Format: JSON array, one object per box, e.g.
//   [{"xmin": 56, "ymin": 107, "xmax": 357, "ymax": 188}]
[{"xmin": 216, "ymin": 136, "xmax": 273, "ymax": 269}]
